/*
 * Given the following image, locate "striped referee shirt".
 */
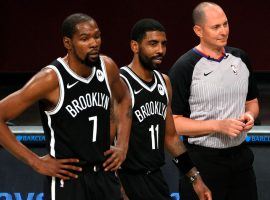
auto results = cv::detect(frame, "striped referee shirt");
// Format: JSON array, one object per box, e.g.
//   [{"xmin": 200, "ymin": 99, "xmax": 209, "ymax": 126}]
[{"xmin": 169, "ymin": 46, "xmax": 258, "ymax": 148}]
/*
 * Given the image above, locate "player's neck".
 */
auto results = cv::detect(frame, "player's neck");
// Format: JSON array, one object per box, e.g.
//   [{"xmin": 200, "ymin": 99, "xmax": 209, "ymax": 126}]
[
  {"xmin": 129, "ymin": 59, "xmax": 153, "ymax": 82},
  {"xmin": 196, "ymin": 43, "xmax": 225, "ymax": 59},
  {"xmin": 63, "ymin": 55, "xmax": 93, "ymax": 78}
]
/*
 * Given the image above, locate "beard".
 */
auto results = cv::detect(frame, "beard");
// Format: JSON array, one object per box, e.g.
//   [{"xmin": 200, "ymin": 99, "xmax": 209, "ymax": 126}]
[
  {"xmin": 82, "ymin": 52, "xmax": 101, "ymax": 68},
  {"xmin": 138, "ymin": 52, "xmax": 163, "ymax": 71},
  {"xmin": 138, "ymin": 53, "xmax": 157, "ymax": 71},
  {"xmin": 73, "ymin": 48, "xmax": 101, "ymax": 68}
]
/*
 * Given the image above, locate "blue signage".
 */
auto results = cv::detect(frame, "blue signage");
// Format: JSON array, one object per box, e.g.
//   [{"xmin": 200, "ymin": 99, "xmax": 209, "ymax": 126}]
[
  {"xmin": 170, "ymin": 192, "xmax": 180, "ymax": 200},
  {"xmin": 245, "ymin": 135, "xmax": 270, "ymax": 144},
  {"xmin": 15, "ymin": 134, "xmax": 46, "ymax": 145},
  {"xmin": 0, "ymin": 193, "xmax": 43, "ymax": 200}
]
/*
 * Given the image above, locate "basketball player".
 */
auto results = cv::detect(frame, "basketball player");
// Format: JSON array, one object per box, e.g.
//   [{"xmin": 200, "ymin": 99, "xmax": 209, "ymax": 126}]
[
  {"xmin": 117, "ymin": 19, "xmax": 212, "ymax": 200},
  {"xmin": 0, "ymin": 13, "xmax": 132, "ymax": 200}
]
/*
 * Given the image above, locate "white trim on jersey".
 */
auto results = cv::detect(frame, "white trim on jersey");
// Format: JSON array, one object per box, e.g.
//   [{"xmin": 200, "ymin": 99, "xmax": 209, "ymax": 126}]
[
  {"xmin": 44, "ymin": 111, "xmax": 56, "ymax": 200},
  {"xmin": 57, "ymin": 57, "xmax": 96, "ymax": 84},
  {"xmin": 44, "ymin": 65, "xmax": 65, "ymax": 115},
  {"xmin": 44, "ymin": 112, "xmax": 55, "ymax": 157},
  {"xmin": 120, "ymin": 74, "xmax": 135, "ymax": 108},
  {"xmin": 153, "ymin": 70, "xmax": 169, "ymax": 105},
  {"xmin": 51, "ymin": 177, "xmax": 56, "ymax": 200},
  {"xmin": 121, "ymin": 66, "xmax": 157, "ymax": 92},
  {"xmin": 100, "ymin": 56, "xmax": 112, "ymax": 98}
]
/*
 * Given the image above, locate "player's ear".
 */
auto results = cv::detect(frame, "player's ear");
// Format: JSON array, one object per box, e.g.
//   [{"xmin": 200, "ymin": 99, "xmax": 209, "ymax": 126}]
[
  {"xmin": 130, "ymin": 40, "xmax": 139, "ymax": 54},
  {"xmin": 63, "ymin": 36, "xmax": 72, "ymax": 50},
  {"xmin": 193, "ymin": 25, "xmax": 203, "ymax": 38}
]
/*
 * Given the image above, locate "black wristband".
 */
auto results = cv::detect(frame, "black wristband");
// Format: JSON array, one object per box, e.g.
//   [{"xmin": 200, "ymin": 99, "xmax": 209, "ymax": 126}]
[{"xmin": 172, "ymin": 151, "xmax": 194, "ymax": 174}]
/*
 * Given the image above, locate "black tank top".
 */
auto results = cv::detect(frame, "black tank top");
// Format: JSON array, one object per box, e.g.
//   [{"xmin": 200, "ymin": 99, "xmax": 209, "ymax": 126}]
[
  {"xmin": 120, "ymin": 66, "xmax": 168, "ymax": 171},
  {"xmin": 39, "ymin": 56, "xmax": 111, "ymax": 164}
]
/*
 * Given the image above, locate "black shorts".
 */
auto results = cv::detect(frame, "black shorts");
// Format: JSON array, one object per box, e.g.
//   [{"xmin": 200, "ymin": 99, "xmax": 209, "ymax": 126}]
[
  {"xmin": 44, "ymin": 165, "xmax": 122, "ymax": 200},
  {"xmin": 118, "ymin": 168, "xmax": 171, "ymax": 200},
  {"xmin": 180, "ymin": 143, "xmax": 258, "ymax": 200}
]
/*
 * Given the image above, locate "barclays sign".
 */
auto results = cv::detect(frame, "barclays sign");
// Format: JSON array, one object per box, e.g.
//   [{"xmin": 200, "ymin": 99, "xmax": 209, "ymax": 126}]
[{"xmin": 0, "ymin": 193, "xmax": 43, "ymax": 200}]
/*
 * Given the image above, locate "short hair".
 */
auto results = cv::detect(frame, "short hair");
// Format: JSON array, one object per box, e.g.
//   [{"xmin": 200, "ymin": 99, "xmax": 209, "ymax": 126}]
[
  {"xmin": 192, "ymin": 2, "xmax": 220, "ymax": 25},
  {"xmin": 131, "ymin": 18, "xmax": 165, "ymax": 42},
  {"xmin": 62, "ymin": 13, "xmax": 94, "ymax": 38}
]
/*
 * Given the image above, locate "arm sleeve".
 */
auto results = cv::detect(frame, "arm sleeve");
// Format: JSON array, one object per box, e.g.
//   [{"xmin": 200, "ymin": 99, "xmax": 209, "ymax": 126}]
[
  {"xmin": 168, "ymin": 58, "xmax": 194, "ymax": 117},
  {"xmin": 240, "ymin": 51, "xmax": 259, "ymax": 101}
]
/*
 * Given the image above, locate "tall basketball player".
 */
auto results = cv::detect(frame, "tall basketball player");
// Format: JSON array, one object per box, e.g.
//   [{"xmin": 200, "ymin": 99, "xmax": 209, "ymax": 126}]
[
  {"xmin": 117, "ymin": 19, "xmax": 211, "ymax": 200},
  {"xmin": 0, "ymin": 13, "xmax": 132, "ymax": 200}
]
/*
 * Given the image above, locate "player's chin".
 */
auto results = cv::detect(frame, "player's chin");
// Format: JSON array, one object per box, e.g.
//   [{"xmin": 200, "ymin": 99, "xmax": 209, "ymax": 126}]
[
  {"xmin": 151, "ymin": 61, "xmax": 161, "ymax": 69},
  {"xmin": 148, "ymin": 65, "xmax": 158, "ymax": 71},
  {"xmin": 88, "ymin": 54, "xmax": 99, "ymax": 62}
]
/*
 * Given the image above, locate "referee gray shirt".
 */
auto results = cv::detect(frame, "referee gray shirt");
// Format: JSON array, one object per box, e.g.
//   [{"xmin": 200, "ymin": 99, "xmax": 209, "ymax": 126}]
[{"xmin": 169, "ymin": 46, "xmax": 258, "ymax": 148}]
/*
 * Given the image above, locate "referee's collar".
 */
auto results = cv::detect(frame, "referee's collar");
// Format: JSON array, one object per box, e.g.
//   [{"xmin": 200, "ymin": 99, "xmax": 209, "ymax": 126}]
[{"xmin": 192, "ymin": 48, "xmax": 227, "ymax": 62}]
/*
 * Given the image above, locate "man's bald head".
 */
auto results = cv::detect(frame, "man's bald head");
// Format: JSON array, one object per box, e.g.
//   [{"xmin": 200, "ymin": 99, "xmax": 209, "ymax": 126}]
[{"xmin": 192, "ymin": 2, "xmax": 224, "ymax": 25}]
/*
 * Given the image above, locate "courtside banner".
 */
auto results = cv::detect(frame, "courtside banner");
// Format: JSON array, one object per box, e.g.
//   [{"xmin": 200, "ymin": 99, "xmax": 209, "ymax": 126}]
[{"xmin": 8, "ymin": 126, "xmax": 270, "ymax": 145}]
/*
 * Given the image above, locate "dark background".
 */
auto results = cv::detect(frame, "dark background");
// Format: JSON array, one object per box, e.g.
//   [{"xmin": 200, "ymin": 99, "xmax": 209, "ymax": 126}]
[{"xmin": 1, "ymin": 0, "xmax": 270, "ymax": 73}]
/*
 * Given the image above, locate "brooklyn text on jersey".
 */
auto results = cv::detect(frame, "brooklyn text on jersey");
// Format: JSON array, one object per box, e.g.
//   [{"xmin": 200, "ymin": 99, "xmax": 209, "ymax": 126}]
[{"xmin": 65, "ymin": 92, "xmax": 110, "ymax": 118}]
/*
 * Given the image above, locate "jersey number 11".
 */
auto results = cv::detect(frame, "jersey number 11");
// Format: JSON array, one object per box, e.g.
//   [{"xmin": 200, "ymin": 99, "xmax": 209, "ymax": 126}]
[{"xmin": 149, "ymin": 124, "xmax": 159, "ymax": 149}]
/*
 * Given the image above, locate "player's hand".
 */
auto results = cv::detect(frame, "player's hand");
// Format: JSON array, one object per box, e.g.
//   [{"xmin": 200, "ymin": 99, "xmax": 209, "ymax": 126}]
[
  {"xmin": 193, "ymin": 176, "xmax": 212, "ymax": 200},
  {"xmin": 216, "ymin": 119, "xmax": 245, "ymax": 137},
  {"xmin": 239, "ymin": 112, "xmax": 255, "ymax": 131},
  {"xmin": 32, "ymin": 154, "xmax": 82, "ymax": 180},
  {"xmin": 103, "ymin": 145, "xmax": 126, "ymax": 171}
]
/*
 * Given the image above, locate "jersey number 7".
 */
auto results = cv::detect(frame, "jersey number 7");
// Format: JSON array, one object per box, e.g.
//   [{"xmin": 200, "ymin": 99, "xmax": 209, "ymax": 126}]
[{"xmin": 89, "ymin": 116, "xmax": 97, "ymax": 142}]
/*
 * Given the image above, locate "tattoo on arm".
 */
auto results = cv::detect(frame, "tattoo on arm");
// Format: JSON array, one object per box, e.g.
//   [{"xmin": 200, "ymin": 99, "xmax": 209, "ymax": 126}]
[
  {"xmin": 169, "ymin": 138, "xmax": 187, "ymax": 155},
  {"xmin": 110, "ymin": 103, "xmax": 116, "ymax": 123},
  {"xmin": 126, "ymin": 105, "xmax": 132, "ymax": 118}
]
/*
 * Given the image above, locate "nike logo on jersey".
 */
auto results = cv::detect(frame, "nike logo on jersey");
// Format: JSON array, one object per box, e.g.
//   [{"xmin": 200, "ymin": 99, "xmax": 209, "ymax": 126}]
[
  {"xmin": 67, "ymin": 81, "xmax": 79, "ymax": 89},
  {"xmin": 134, "ymin": 88, "xmax": 143, "ymax": 95},
  {"xmin": 204, "ymin": 71, "xmax": 213, "ymax": 76}
]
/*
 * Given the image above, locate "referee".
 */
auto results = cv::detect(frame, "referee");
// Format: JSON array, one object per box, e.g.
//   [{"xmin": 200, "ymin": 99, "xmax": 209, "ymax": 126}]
[{"xmin": 169, "ymin": 2, "xmax": 259, "ymax": 200}]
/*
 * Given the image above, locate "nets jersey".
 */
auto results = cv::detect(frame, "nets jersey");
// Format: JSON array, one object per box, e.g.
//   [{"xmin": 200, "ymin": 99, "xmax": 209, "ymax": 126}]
[
  {"xmin": 39, "ymin": 56, "xmax": 111, "ymax": 164},
  {"xmin": 120, "ymin": 66, "xmax": 169, "ymax": 171}
]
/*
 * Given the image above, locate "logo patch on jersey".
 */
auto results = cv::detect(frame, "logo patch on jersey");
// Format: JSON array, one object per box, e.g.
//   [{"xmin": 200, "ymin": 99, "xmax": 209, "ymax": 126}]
[
  {"xmin": 96, "ymin": 69, "xmax": 105, "ymax": 82},
  {"xmin": 230, "ymin": 65, "xmax": 238, "ymax": 75},
  {"xmin": 158, "ymin": 84, "xmax": 165, "ymax": 96},
  {"xmin": 67, "ymin": 81, "xmax": 79, "ymax": 89},
  {"xmin": 134, "ymin": 88, "xmax": 143, "ymax": 95}
]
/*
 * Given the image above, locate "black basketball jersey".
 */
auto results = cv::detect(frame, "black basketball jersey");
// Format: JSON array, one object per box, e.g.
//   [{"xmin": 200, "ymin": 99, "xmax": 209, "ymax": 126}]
[
  {"xmin": 120, "ymin": 66, "xmax": 168, "ymax": 171},
  {"xmin": 39, "ymin": 56, "xmax": 111, "ymax": 164}
]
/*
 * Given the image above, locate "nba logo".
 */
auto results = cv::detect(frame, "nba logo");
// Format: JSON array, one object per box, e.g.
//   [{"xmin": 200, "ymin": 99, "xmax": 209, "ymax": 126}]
[{"xmin": 230, "ymin": 65, "xmax": 238, "ymax": 75}]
